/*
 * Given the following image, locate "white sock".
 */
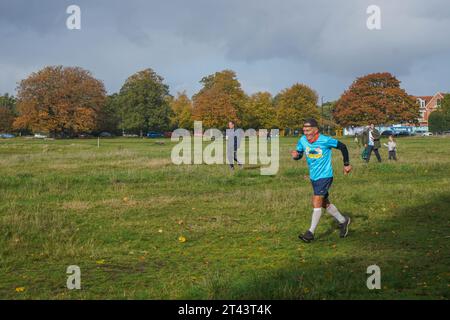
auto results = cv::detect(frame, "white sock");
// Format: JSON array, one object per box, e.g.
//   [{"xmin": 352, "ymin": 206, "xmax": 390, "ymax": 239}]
[
  {"xmin": 326, "ymin": 204, "xmax": 346, "ymax": 224},
  {"xmin": 309, "ymin": 208, "xmax": 322, "ymax": 234}
]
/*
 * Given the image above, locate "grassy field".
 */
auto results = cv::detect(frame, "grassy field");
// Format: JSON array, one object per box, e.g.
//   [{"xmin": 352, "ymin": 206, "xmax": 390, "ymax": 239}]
[{"xmin": 0, "ymin": 135, "xmax": 449, "ymax": 300}]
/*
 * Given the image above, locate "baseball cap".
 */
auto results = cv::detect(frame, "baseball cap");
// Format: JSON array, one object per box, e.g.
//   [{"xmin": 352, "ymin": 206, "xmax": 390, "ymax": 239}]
[{"xmin": 303, "ymin": 118, "xmax": 319, "ymax": 128}]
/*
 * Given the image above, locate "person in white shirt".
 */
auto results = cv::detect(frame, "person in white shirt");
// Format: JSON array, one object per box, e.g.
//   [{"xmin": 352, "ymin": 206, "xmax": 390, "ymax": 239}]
[{"xmin": 383, "ymin": 135, "xmax": 397, "ymax": 160}]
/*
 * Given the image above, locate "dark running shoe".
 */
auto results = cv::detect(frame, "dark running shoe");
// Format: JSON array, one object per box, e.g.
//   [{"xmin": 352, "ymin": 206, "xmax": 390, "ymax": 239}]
[
  {"xmin": 338, "ymin": 216, "xmax": 351, "ymax": 238},
  {"xmin": 299, "ymin": 230, "xmax": 314, "ymax": 243}
]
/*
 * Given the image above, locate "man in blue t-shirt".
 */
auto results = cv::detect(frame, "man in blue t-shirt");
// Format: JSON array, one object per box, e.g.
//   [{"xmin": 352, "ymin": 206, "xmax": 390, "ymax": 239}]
[{"xmin": 291, "ymin": 118, "xmax": 352, "ymax": 243}]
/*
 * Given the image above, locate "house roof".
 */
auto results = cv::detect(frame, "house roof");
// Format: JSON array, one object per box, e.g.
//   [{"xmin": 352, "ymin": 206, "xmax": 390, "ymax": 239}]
[
  {"xmin": 415, "ymin": 96, "xmax": 433, "ymax": 102},
  {"xmin": 414, "ymin": 92, "xmax": 445, "ymax": 107}
]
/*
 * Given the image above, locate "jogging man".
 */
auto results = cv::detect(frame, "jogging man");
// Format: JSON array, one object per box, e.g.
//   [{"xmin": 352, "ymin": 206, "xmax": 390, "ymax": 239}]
[{"xmin": 291, "ymin": 118, "xmax": 352, "ymax": 243}]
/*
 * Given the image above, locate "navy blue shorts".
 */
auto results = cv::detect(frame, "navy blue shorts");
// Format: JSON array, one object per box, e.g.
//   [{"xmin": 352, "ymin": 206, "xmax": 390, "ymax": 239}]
[{"xmin": 311, "ymin": 177, "xmax": 333, "ymax": 199}]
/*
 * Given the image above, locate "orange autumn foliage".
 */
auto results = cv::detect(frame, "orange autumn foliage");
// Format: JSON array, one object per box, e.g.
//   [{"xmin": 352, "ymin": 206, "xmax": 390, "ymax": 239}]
[
  {"xmin": 192, "ymin": 70, "xmax": 247, "ymax": 129},
  {"xmin": 333, "ymin": 72, "xmax": 419, "ymax": 127},
  {"xmin": 14, "ymin": 66, "xmax": 106, "ymax": 136}
]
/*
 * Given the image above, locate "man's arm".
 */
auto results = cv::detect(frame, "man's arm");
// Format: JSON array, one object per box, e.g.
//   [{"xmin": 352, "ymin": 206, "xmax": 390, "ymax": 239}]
[
  {"xmin": 292, "ymin": 139, "xmax": 304, "ymax": 160},
  {"xmin": 334, "ymin": 141, "xmax": 350, "ymax": 166}
]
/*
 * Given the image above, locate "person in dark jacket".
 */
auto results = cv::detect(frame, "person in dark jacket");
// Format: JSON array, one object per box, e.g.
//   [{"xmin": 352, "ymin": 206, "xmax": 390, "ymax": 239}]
[
  {"xmin": 361, "ymin": 123, "xmax": 382, "ymax": 163},
  {"xmin": 226, "ymin": 121, "xmax": 243, "ymax": 170}
]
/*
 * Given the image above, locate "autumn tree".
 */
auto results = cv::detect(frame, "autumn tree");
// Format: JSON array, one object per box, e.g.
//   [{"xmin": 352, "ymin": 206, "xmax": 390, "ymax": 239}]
[
  {"xmin": 192, "ymin": 70, "xmax": 247, "ymax": 129},
  {"xmin": 169, "ymin": 91, "xmax": 193, "ymax": 130},
  {"xmin": 118, "ymin": 68, "xmax": 171, "ymax": 136},
  {"xmin": 333, "ymin": 72, "xmax": 419, "ymax": 127},
  {"xmin": 242, "ymin": 92, "xmax": 276, "ymax": 129},
  {"xmin": 14, "ymin": 66, "xmax": 106, "ymax": 137},
  {"xmin": 275, "ymin": 83, "xmax": 320, "ymax": 129},
  {"xmin": 0, "ymin": 94, "xmax": 16, "ymax": 132}
]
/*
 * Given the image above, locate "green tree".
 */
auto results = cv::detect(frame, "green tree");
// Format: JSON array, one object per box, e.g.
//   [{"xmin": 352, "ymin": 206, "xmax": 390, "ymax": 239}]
[
  {"xmin": 96, "ymin": 93, "xmax": 121, "ymax": 134},
  {"xmin": 429, "ymin": 93, "xmax": 450, "ymax": 133},
  {"xmin": 242, "ymin": 92, "xmax": 276, "ymax": 129},
  {"xmin": 428, "ymin": 111, "xmax": 448, "ymax": 133},
  {"xmin": 439, "ymin": 93, "xmax": 450, "ymax": 114},
  {"xmin": 319, "ymin": 101, "xmax": 339, "ymax": 134},
  {"xmin": 275, "ymin": 83, "xmax": 320, "ymax": 130},
  {"xmin": 119, "ymin": 68, "xmax": 171, "ymax": 136},
  {"xmin": 0, "ymin": 93, "xmax": 17, "ymax": 132},
  {"xmin": 320, "ymin": 101, "xmax": 335, "ymax": 122}
]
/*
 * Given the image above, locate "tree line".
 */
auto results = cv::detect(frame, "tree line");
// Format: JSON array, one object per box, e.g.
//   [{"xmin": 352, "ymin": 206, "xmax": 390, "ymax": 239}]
[{"xmin": 1, "ymin": 66, "xmax": 446, "ymax": 137}]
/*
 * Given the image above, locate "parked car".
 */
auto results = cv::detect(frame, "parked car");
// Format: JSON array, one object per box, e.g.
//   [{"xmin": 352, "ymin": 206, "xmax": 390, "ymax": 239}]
[
  {"xmin": 34, "ymin": 133, "xmax": 48, "ymax": 139},
  {"xmin": 396, "ymin": 131, "xmax": 412, "ymax": 137},
  {"xmin": 381, "ymin": 130, "xmax": 398, "ymax": 137},
  {"xmin": 163, "ymin": 131, "xmax": 172, "ymax": 138},
  {"xmin": 0, "ymin": 133, "xmax": 15, "ymax": 139},
  {"xmin": 123, "ymin": 133, "xmax": 139, "ymax": 137},
  {"xmin": 78, "ymin": 134, "xmax": 93, "ymax": 139},
  {"xmin": 421, "ymin": 132, "xmax": 433, "ymax": 136},
  {"xmin": 146, "ymin": 131, "xmax": 164, "ymax": 138},
  {"xmin": 99, "ymin": 132, "xmax": 113, "ymax": 137}
]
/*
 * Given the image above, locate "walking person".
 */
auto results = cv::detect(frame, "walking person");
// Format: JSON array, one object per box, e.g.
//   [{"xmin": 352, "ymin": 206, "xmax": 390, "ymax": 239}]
[
  {"xmin": 226, "ymin": 121, "xmax": 243, "ymax": 170},
  {"xmin": 354, "ymin": 132, "xmax": 361, "ymax": 147},
  {"xmin": 361, "ymin": 123, "xmax": 382, "ymax": 163},
  {"xmin": 291, "ymin": 118, "xmax": 352, "ymax": 243},
  {"xmin": 384, "ymin": 135, "xmax": 397, "ymax": 160}
]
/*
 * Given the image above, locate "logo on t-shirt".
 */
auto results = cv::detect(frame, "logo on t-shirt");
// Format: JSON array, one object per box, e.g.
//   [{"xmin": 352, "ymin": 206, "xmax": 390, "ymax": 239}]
[{"xmin": 306, "ymin": 146, "xmax": 323, "ymax": 159}]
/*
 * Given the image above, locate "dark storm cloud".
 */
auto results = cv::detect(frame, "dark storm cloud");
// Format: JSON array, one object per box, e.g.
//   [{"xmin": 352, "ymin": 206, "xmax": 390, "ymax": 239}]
[{"xmin": 0, "ymin": 0, "xmax": 449, "ymax": 99}]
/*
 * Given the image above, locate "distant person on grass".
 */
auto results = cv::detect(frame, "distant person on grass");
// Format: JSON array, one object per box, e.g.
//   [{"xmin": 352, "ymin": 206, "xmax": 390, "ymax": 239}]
[
  {"xmin": 226, "ymin": 121, "xmax": 243, "ymax": 170},
  {"xmin": 354, "ymin": 133, "xmax": 361, "ymax": 147},
  {"xmin": 384, "ymin": 135, "xmax": 397, "ymax": 160},
  {"xmin": 362, "ymin": 123, "xmax": 382, "ymax": 163},
  {"xmin": 291, "ymin": 118, "xmax": 352, "ymax": 243}
]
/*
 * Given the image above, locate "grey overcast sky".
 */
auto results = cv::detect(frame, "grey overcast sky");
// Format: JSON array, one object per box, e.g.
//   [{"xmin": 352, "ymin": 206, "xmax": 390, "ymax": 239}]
[{"xmin": 0, "ymin": 0, "xmax": 449, "ymax": 101}]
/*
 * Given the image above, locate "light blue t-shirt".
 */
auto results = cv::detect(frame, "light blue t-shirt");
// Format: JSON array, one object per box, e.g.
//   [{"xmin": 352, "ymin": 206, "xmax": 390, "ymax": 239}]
[{"xmin": 296, "ymin": 134, "xmax": 339, "ymax": 181}]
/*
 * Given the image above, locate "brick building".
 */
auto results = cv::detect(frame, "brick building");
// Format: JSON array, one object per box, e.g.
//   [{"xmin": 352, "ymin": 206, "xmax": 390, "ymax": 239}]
[{"xmin": 415, "ymin": 92, "xmax": 444, "ymax": 127}]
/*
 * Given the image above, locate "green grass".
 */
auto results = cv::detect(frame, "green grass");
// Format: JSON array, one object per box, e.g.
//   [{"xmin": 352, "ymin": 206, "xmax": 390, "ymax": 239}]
[{"xmin": 0, "ymin": 136, "xmax": 449, "ymax": 299}]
